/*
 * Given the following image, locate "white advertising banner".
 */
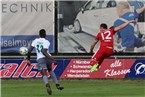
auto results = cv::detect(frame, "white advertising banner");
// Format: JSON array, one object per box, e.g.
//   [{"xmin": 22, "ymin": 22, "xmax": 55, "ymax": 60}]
[{"xmin": 1, "ymin": 0, "xmax": 54, "ymax": 53}]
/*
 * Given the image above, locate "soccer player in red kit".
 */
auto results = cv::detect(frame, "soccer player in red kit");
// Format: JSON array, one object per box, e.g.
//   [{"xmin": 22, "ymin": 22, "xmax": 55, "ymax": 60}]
[{"xmin": 90, "ymin": 20, "xmax": 136, "ymax": 72}]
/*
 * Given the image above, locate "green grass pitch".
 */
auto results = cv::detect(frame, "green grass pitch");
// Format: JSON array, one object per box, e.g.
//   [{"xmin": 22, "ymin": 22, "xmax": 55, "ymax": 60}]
[{"xmin": 1, "ymin": 79, "xmax": 145, "ymax": 97}]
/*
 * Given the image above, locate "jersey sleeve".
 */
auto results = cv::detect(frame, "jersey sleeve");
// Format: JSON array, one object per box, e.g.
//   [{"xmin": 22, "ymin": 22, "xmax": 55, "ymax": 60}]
[
  {"xmin": 31, "ymin": 39, "xmax": 36, "ymax": 47},
  {"xmin": 43, "ymin": 41, "xmax": 50, "ymax": 49},
  {"xmin": 110, "ymin": 27, "xmax": 115, "ymax": 35},
  {"xmin": 95, "ymin": 33, "xmax": 100, "ymax": 40}
]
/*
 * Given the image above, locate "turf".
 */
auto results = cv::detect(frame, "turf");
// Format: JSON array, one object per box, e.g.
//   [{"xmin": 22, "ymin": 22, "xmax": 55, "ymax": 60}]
[{"xmin": 1, "ymin": 79, "xmax": 145, "ymax": 97}]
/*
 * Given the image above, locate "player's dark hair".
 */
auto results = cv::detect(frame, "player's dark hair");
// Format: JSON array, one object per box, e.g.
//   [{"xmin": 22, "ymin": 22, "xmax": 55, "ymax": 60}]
[
  {"xmin": 100, "ymin": 23, "xmax": 108, "ymax": 29},
  {"xmin": 109, "ymin": 26, "xmax": 114, "ymax": 29},
  {"xmin": 39, "ymin": 29, "xmax": 46, "ymax": 38}
]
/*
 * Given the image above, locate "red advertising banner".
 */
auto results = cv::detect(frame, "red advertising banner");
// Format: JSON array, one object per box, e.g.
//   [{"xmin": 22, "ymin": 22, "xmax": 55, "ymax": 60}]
[
  {"xmin": 90, "ymin": 59, "xmax": 135, "ymax": 78},
  {"xmin": 61, "ymin": 59, "xmax": 91, "ymax": 78},
  {"xmin": 60, "ymin": 59, "xmax": 137, "ymax": 78}
]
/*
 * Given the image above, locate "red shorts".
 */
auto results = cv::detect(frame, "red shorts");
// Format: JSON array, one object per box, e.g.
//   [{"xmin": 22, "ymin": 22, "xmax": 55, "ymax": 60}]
[{"xmin": 91, "ymin": 47, "xmax": 113, "ymax": 66}]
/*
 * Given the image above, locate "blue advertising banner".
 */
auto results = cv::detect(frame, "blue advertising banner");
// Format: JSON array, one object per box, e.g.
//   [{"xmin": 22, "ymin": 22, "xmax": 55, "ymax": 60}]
[
  {"xmin": 0, "ymin": 59, "xmax": 65, "ymax": 78},
  {"xmin": 125, "ymin": 60, "xmax": 145, "ymax": 78},
  {"xmin": 1, "ymin": 35, "xmax": 54, "ymax": 53},
  {"xmin": 0, "ymin": 59, "xmax": 145, "ymax": 78}
]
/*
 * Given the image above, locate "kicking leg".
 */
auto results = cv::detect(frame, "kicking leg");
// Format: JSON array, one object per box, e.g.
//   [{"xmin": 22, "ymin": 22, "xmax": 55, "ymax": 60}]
[
  {"xmin": 90, "ymin": 49, "xmax": 104, "ymax": 72},
  {"xmin": 90, "ymin": 58, "xmax": 104, "ymax": 72},
  {"xmin": 40, "ymin": 69, "xmax": 52, "ymax": 95},
  {"xmin": 90, "ymin": 59, "xmax": 99, "ymax": 72},
  {"xmin": 47, "ymin": 65, "xmax": 64, "ymax": 90}
]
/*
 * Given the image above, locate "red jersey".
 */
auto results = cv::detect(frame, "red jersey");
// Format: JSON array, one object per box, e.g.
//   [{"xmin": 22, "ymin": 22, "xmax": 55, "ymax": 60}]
[{"xmin": 95, "ymin": 28, "xmax": 115, "ymax": 48}]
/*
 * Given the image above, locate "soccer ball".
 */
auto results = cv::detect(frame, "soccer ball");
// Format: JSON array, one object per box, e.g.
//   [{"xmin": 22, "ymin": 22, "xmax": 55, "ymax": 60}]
[{"xmin": 19, "ymin": 47, "xmax": 28, "ymax": 55}]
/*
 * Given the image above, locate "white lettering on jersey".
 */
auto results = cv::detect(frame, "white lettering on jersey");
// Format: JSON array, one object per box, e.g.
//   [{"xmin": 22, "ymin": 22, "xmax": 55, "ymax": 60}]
[
  {"xmin": 101, "ymin": 31, "xmax": 112, "ymax": 40},
  {"xmin": 31, "ymin": 38, "xmax": 50, "ymax": 60}
]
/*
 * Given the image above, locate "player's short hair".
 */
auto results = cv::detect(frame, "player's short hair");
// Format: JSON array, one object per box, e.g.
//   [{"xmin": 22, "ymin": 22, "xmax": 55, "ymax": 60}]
[
  {"xmin": 39, "ymin": 29, "xmax": 46, "ymax": 38},
  {"xmin": 117, "ymin": 1, "xmax": 130, "ymax": 10},
  {"xmin": 109, "ymin": 26, "xmax": 114, "ymax": 29},
  {"xmin": 100, "ymin": 23, "xmax": 108, "ymax": 29}
]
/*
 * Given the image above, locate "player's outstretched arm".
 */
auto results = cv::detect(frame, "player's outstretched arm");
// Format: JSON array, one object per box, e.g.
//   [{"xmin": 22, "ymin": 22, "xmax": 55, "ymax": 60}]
[
  {"xmin": 136, "ymin": 6, "xmax": 145, "ymax": 14},
  {"xmin": 26, "ymin": 46, "xmax": 34, "ymax": 66},
  {"xmin": 114, "ymin": 20, "xmax": 137, "ymax": 32},
  {"xmin": 90, "ymin": 39, "xmax": 98, "ymax": 53},
  {"xmin": 42, "ymin": 49, "xmax": 57, "ymax": 64}
]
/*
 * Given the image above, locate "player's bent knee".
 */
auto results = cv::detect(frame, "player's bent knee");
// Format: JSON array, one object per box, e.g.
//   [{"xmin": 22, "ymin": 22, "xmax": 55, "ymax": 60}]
[
  {"xmin": 40, "ymin": 69, "xmax": 47, "ymax": 76},
  {"xmin": 90, "ymin": 59, "xmax": 97, "ymax": 66}
]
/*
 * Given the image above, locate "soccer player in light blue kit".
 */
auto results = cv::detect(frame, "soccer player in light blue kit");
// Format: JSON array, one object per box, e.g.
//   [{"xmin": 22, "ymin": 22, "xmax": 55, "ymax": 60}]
[
  {"xmin": 114, "ymin": 1, "xmax": 145, "ymax": 51},
  {"xmin": 26, "ymin": 29, "xmax": 63, "ymax": 95}
]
